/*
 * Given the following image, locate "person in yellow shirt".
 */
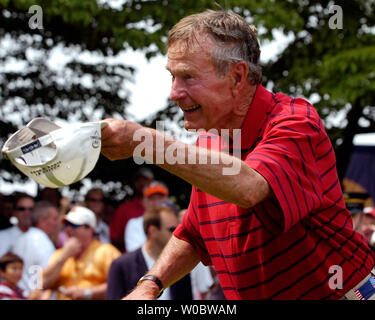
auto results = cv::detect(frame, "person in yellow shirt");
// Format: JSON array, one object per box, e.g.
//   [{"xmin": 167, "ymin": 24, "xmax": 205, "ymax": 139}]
[{"xmin": 42, "ymin": 206, "xmax": 121, "ymax": 300}]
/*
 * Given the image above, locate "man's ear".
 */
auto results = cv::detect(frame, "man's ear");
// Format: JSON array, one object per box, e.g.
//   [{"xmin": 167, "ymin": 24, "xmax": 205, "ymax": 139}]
[
  {"xmin": 147, "ymin": 225, "xmax": 158, "ymax": 238},
  {"xmin": 229, "ymin": 61, "xmax": 249, "ymax": 96}
]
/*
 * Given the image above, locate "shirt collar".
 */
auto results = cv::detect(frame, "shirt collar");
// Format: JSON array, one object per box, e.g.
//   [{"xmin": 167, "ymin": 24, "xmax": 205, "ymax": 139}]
[
  {"xmin": 142, "ymin": 244, "xmax": 155, "ymax": 270},
  {"xmin": 238, "ymin": 84, "xmax": 275, "ymax": 150},
  {"xmin": 197, "ymin": 85, "xmax": 275, "ymax": 153}
]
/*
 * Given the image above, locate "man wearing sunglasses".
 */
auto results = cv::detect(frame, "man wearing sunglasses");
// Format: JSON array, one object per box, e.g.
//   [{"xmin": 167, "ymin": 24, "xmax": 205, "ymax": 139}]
[
  {"xmin": 84, "ymin": 188, "xmax": 110, "ymax": 244},
  {"xmin": 106, "ymin": 205, "xmax": 192, "ymax": 300},
  {"xmin": 0, "ymin": 192, "xmax": 35, "ymax": 257},
  {"xmin": 42, "ymin": 206, "xmax": 121, "ymax": 300}
]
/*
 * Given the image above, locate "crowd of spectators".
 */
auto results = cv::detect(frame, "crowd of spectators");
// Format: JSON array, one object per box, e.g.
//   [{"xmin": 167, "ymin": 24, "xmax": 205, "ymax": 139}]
[
  {"xmin": 0, "ymin": 168, "xmax": 223, "ymax": 300},
  {"xmin": 2, "ymin": 166, "xmax": 372, "ymax": 301}
]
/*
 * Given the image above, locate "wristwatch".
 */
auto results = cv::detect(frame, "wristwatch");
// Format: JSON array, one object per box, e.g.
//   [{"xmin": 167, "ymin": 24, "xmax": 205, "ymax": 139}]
[{"xmin": 137, "ymin": 275, "xmax": 164, "ymax": 298}]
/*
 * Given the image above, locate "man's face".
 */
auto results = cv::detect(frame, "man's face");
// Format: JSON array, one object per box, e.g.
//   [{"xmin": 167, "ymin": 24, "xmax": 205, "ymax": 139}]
[
  {"xmin": 143, "ymin": 193, "xmax": 168, "ymax": 210},
  {"xmin": 351, "ymin": 213, "xmax": 362, "ymax": 231},
  {"xmin": 86, "ymin": 191, "xmax": 105, "ymax": 216},
  {"xmin": 156, "ymin": 210, "xmax": 178, "ymax": 248},
  {"xmin": 359, "ymin": 214, "xmax": 375, "ymax": 244},
  {"xmin": 40, "ymin": 207, "xmax": 60, "ymax": 238},
  {"xmin": 166, "ymin": 36, "xmax": 235, "ymax": 131},
  {"xmin": 64, "ymin": 222, "xmax": 92, "ymax": 245},
  {"xmin": 13, "ymin": 197, "xmax": 34, "ymax": 231}
]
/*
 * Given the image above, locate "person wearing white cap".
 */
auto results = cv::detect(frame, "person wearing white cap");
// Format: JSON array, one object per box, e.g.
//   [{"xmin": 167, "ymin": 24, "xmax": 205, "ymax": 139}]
[{"xmin": 42, "ymin": 206, "xmax": 121, "ymax": 300}]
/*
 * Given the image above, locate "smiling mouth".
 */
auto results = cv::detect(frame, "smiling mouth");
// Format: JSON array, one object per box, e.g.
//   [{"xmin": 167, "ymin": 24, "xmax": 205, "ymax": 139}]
[{"xmin": 182, "ymin": 105, "xmax": 201, "ymax": 113}]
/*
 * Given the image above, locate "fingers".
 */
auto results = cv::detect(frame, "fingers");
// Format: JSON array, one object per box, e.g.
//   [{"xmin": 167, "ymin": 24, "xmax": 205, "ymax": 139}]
[
  {"xmin": 100, "ymin": 147, "xmax": 118, "ymax": 161},
  {"xmin": 62, "ymin": 237, "xmax": 82, "ymax": 257},
  {"xmin": 99, "ymin": 118, "xmax": 145, "ymax": 161},
  {"xmin": 100, "ymin": 118, "xmax": 117, "ymax": 142}
]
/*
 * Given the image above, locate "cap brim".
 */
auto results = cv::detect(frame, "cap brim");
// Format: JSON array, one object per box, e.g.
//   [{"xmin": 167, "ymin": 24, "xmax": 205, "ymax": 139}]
[
  {"xmin": 27, "ymin": 118, "xmax": 61, "ymax": 134},
  {"xmin": 62, "ymin": 216, "xmax": 83, "ymax": 227}
]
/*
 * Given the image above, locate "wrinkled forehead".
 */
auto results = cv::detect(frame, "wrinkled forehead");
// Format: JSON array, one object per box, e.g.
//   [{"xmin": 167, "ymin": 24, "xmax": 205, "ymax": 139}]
[
  {"xmin": 167, "ymin": 33, "xmax": 214, "ymax": 57},
  {"xmin": 16, "ymin": 197, "xmax": 34, "ymax": 206},
  {"xmin": 166, "ymin": 36, "xmax": 215, "ymax": 74}
]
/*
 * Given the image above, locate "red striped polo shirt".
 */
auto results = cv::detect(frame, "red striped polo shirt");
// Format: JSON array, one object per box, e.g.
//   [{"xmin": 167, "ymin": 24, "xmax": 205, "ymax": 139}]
[{"xmin": 174, "ymin": 84, "xmax": 375, "ymax": 300}]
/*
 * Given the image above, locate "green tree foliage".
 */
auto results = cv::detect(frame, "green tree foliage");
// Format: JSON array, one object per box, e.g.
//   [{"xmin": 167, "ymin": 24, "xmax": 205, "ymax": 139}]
[
  {"xmin": 155, "ymin": 0, "xmax": 375, "ymax": 180},
  {"xmin": 253, "ymin": 0, "xmax": 375, "ymax": 179},
  {"xmin": 0, "ymin": 0, "xmax": 216, "ymax": 206}
]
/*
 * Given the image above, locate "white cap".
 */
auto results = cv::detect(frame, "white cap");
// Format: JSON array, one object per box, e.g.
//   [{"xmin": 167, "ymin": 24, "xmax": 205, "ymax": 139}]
[
  {"xmin": 63, "ymin": 206, "xmax": 96, "ymax": 229},
  {"xmin": 2, "ymin": 118, "xmax": 107, "ymax": 188}
]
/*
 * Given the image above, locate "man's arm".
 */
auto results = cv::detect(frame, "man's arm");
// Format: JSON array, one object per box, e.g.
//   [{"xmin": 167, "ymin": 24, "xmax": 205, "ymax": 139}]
[
  {"xmin": 63, "ymin": 283, "xmax": 107, "ymax": 300},
  {"xmin": 101, "ymin": 119, "xmax": 271, "ymax": 209},
  {"xmin": 42, "ymin": 238, "xmax": 81, "ymax": 289},
  {"xmin": 124, "ymin": 235, "xmax": 200, "ymax": 300}
]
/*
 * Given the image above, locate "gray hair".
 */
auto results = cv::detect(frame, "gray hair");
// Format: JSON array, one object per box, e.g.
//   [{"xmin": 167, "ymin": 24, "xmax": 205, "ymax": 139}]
[
  {"xmin": 31, "ymin": 201, "xmax": 58, "ymax": 226},
  {"xmin": 167, "ymin": 9, "xmax": 262, "ymax": 85}
]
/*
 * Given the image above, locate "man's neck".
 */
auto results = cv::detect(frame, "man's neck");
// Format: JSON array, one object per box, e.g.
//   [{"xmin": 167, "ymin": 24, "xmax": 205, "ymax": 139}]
[
  {"xmin": 224, "ymin": 84, "xmax": 257, "ymax": 141},
  {"xmin": 144, "ymin": 240, "xmax": 162, "ymax": 261},
  {"xmin": 234, "ymin": 85, "xmax": 257, "ymax": 129},
  {"xmin": 36, "ymin": 223, "xmax": 51, "ymax": 239}
]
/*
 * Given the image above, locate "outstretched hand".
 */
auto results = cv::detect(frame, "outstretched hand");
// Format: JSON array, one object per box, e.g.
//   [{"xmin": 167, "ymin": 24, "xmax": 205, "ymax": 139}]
[{"xmin": 100, "ymin": 118, "xmax": 144, "ymax": 161}]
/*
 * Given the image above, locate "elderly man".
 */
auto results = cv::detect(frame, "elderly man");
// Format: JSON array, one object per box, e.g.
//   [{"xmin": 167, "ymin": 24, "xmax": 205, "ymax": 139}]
[
  {"xmin": 42, "ymin": 206, "xmax": 120, "ymax": 300},
  {"xmin": 100, "ymin": 10, "xmax": 375, "ymax": 300}
]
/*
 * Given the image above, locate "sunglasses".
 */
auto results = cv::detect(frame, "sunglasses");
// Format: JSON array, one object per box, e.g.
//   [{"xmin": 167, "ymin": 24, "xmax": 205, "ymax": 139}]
[
  {"xmin": 63, "ymin": 221, "xmax": 82, "ymax": 229},
  {"xmin": 16, "ymin": 206, "xmax": 34, "ymax": 211}
]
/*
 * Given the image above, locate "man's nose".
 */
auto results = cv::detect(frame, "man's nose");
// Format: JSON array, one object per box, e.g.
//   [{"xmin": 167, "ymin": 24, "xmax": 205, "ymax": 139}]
[{"xmin": 170, "ymin": 77, "xmax": 187, "ymax": 102}]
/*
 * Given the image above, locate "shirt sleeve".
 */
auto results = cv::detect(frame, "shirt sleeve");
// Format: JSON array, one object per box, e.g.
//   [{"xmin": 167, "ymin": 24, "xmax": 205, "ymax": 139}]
[
  {"xmin": 95, "ymin": 244, "xmax": 121, "ymax": 278},
  {"xmin": 245, "ymin": 115, "xmax": 324, "ymax": 232},
  {"xmin": 47, "ymin": 249, "xmax": 62, "ymax": 266},
  {"xmin": 45, "ymin": 249, "xmax": 66, "ymax": 289}
]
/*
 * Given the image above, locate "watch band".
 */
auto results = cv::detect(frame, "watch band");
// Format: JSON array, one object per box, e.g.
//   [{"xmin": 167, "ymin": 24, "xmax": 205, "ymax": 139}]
[{"xmin": 137, "ymin": 275, "xmax": 164, "ymax": 298}]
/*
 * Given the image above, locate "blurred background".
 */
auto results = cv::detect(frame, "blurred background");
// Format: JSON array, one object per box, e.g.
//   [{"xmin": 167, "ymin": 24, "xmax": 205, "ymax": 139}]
[{"xmin": 0, "ymin": 0, "xmax": 374, "ymax": 209}]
